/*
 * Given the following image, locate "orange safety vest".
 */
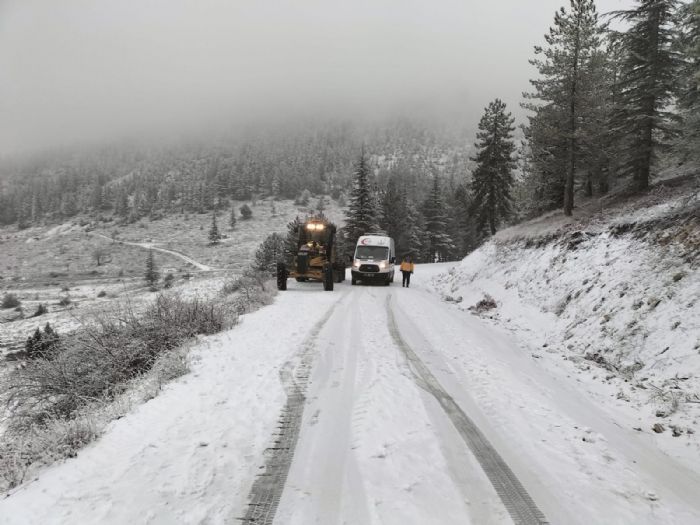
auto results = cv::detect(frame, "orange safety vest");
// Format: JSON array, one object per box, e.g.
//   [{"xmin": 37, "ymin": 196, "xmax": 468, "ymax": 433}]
[{"xmin": 400, "ymin": 261, "xmax": 414, "ymax": 272}]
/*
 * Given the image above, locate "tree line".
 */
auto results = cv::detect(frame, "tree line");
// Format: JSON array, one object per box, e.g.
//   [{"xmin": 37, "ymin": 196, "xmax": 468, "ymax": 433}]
[{"xmin": 0, "ymin": 120, "xmax": 470, "ymax": 228}]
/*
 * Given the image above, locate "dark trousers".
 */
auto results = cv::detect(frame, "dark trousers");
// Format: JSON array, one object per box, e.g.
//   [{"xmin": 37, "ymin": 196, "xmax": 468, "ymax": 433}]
[{"xmin": 402, "ymin": 271, "xmax": 411, "ymax": 287}]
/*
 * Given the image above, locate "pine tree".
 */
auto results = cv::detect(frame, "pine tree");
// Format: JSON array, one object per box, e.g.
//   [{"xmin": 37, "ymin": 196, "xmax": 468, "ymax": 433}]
[
  {"xmin": 449, "ymin": 183, "xmax": 478, "ymax": 257},
  {"xmin": 284, "ymin": 216, "xmax": 302, "ymax": 265},
  {"xmin": 316, "ymin": 195, "xmax": 327, "ymax": 213},
  {"xmin": 229, "ymin": 205, "xmax": 237, "ymax": 230},
  {"xmin": 343, "ymin": 150, "xmax": 379, "ymax": 255},
  {"xmin": 612, "ymin": 0, "xmax": 682, "ymax": 190},
  {"xmin": 675, "ymin": 0, "xmax": 700, "ymax": 162},
  {"xmin": 403, "ymin": 199, "xmax": 425, "ymax": 261},
  {"xmin": 378, "ymin": 175, "xmax": 407, "ymax": 250},
  {"xmin": 25, "ymin": 322, "xmax": 60, "ymax": 359},
  {"xmin": 145, "ymin": 249, "xmax": 159, "ymax": 290},
  {"xmin": 471, "ymin": 99, "xmax": 517, "ymax": 236},
  {"xmin": 253, "ymin": 233, "xmax": 286, "ymax": 273},
  {"xmin": 524, "ymin": 0, "xmax": 603, "ymax": 215},
  {"xmin": 115, "ymin": 189, "xmax": 129, "ymax": 217},
  {"xmin": 91, "ymin": 183, "xmax": 104, "ymax": 211},
  {"xmin": 209, "ymin": 212, "xmax": 221, "ymax": 245},
  {"xmin": 60, "ymin": 192, "xmax": 78, "ymax": 217},
  {"xmin": 422, "ymin": 175, "xmax": 455, "ymax": 262},
  {"xmin": 30, "ymin": 193, "xmax": 40, "ymax": 224},
  {"xmin": 271, "ymin": 172, "xmax": 281, "ymax": 199}
]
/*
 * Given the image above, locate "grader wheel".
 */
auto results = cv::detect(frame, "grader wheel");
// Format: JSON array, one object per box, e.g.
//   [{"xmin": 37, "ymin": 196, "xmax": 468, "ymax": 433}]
[
  {"xmin": 323, "ymin": 264, "xmax": 334, "ymax": 291},
  {"xmin": 277, "ymin": 262, "xmax": 287, "ymax": 291}
]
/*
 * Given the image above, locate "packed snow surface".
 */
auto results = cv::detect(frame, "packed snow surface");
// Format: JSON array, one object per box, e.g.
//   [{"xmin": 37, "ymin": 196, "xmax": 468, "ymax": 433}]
[{"xmin": 2, "ymin": 262, "xmax": 700, "ymax": 524}]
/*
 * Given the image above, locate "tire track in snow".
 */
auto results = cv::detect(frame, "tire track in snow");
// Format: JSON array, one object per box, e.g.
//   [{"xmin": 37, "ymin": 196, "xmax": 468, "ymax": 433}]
[
  {"xmin": 386, "ymin": 295, "xmax": 549, "ymax": 525},
  {"xmin": 241, "ymin": 296, "xmax": 343, "ymax": 524}
]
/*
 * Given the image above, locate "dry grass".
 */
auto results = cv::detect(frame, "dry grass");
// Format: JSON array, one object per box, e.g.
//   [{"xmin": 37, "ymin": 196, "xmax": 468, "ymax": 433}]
[
  {"xmin": 0, "ymin": 344, "xmax": 191, "ymax": 491},
  {"xmin": 3, "ymin": 294, "xmax": 234, "ymax": 427},
  {"xmin": 0, "ymin": 275, "xmax": 275, "ymax": 494}
]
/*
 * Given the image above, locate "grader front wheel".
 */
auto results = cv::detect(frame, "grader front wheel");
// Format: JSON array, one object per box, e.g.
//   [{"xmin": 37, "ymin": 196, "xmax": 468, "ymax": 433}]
[
  {"xmin": 323, "ymin": 264, "xmax": 334, "ymax": 291},
  {"xmin": 277, "ymin": 262, "xmax": 287, "ymax": 291}
]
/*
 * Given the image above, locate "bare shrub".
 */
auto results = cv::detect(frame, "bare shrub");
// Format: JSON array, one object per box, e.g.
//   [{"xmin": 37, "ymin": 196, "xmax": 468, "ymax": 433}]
[
  {"xmin": 1, "ymin": 280, "xmax": 274, "ymax": 493},
  {"xmin": 649, "ymin": 383, "xmax": 685, "ymax": 416},
  {"xmin": 3, "ymin": 294, "xmax": 233, "ymax": 428},
  {"xmin": 163, "ymin": 273, "xmax": 175, "ymax": 288},
  {"xmin": 92, "ymin": 247, "xmax": 112, "ymax": 266},
  {"xmin": 0, "ymin": 413, "xmax": 99, "ymax": 490},
  {"xmin": 221, "ymin": 270, "xmax": 276, "ymax": 314},
  {"xmin": 469, "ymin": 294, "xmax": 497, "ymax": 313},
  {"xmin": 0, "ymin": 345, "xmax": 191, "ymax": 493}
]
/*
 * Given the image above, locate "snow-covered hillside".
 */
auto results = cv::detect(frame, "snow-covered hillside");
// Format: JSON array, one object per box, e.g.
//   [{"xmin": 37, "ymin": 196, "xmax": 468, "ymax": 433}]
[{"xmin": 432, "ymin": 179, "xmax": 700, "ymax": 466}]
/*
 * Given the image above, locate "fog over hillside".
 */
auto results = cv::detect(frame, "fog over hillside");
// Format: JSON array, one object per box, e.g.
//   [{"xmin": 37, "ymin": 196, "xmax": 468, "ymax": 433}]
[{"xmin": 0, "ymin": 0, "xmax": 633, "ymax": 154}]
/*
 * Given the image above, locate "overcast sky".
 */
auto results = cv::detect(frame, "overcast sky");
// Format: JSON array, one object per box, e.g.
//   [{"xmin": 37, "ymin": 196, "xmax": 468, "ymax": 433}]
[{"xmin": 0, "ymin": 0, "xmax": 635, "ymax": 154}]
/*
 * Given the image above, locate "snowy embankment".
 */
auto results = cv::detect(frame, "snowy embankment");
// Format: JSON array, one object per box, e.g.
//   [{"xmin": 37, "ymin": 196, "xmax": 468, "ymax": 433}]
[{"xmin": 432, "ymin": 186, "xmax": 700, "ymax": 467}]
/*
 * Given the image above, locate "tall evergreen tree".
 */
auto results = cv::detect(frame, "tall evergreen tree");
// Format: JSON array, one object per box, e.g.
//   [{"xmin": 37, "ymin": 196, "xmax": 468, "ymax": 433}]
[
  {"xmin": 675, "ymin": 0, "xmax": 700, "ymax": 162},
  {"xmin": 229, "ymin": 205, "xmax": 237, "ymax": 230},
  {"xmin": 449, "ymin": 183, "xmax": 478, "ymax": 257},
  {"xmin": 612, "ymin": 0, "xmax": 682, "ymax": 189},
  {"xmin": 253, "ymin": 233, "xmax": 286, "ymax": 273},
  {"xmin": 284, "ymin": 216, "xmax": 302, "ymax": 265},
  {"xmin": 471, "ymin": 99, "xmax": 517, "ymax": 236},
  {"xmin": 145, "ymin": 249, "xmax": 159, "ymax": 290},
  {"xmin": 208, "ymin": 212, "xmax": 221, "ymax": 245},
  {"xmin": 422, "ymin": 175, "xmax": 455, "ymax": 262},
  {"xmin": 115, "ymin": 188, "xmax": 129, "ymax": 217},
  {"xmin": 378, "ymin": 175, "xmax": 407, "ymax": 251},
  {"xmin": 403, "ymin": 199, "xmax": 425, "ymax": 261},
  {"xmin": 342, "ymin": 150, "xmax": 379, "ymax": 255},
  {"xmin": 524, "ymin": 0, "xmax": 603, "ymax": 215}
]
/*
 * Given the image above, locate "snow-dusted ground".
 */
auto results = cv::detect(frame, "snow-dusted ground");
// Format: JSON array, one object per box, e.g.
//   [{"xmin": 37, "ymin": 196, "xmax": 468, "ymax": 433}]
[
  {"xmin": 1, "ymin": 197, "xmax": 344, "ymax": 357},
  {"xmin": 2, "ymin": 261, "xmax": 700, "ymax": 524}
]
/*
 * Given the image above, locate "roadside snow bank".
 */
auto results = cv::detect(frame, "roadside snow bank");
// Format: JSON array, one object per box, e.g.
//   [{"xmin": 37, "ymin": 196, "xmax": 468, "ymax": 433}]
[{"xmin": 432, "ymin": 194, "xmax": 700, "ymax": 466}]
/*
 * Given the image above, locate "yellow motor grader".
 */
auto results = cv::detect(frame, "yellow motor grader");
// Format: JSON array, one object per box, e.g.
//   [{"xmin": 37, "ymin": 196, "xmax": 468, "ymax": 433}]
[{"xmin": 277, "ymin": 218, "xmax": 345, "ymax": 291}]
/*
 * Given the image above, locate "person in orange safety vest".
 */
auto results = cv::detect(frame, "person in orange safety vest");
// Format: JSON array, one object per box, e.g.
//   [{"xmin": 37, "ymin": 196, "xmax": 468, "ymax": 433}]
[{"xmin": 400, "ymin": 256, "xmax": 414, "ymax": 288}]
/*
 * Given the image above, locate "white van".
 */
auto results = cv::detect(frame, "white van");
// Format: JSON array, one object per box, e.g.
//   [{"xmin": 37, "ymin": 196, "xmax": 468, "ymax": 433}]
[{"xmin": 351, "ymin": 235, "xmax": 396, "ymax": 285}]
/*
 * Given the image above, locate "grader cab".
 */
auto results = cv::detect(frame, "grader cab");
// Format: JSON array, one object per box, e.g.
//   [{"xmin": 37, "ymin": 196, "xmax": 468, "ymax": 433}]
[{"xmin": 277, "ymin": 218, "xmax": 345, "ymax": 291}]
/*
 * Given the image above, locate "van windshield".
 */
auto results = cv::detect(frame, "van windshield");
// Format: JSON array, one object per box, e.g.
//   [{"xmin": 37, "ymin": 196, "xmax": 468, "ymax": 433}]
[{"xmin": 355, "ymin": 246, "xmax": 389, "ymax": 260}]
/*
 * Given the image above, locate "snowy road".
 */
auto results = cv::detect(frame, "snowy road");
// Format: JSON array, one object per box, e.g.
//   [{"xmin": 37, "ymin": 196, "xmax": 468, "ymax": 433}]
[{"xmin": 2, "ymin": 264, "xmax": 700, "ymax": 524}]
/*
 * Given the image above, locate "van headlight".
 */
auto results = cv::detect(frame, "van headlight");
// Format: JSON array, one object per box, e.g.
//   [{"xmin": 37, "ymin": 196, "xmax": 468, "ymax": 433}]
[
  {"xmin": 378, "ymin": 261, "xmax": 387, "ymax": 269},
  {"xmin": 352, "ymin": 261, "xmax": 360, "ymax": 268}
]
